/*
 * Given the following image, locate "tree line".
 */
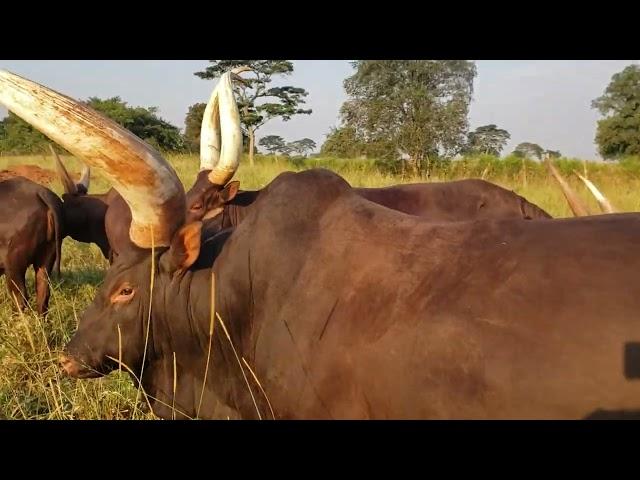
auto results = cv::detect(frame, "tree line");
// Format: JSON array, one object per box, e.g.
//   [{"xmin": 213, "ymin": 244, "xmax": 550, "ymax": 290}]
[{"xmin": 1, "ymin": 61, "xmax": 639, "ymax": 169}]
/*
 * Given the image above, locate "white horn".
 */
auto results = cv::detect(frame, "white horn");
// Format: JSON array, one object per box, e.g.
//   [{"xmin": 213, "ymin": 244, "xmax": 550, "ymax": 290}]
[
  {"xmin": 574, "ymin": 171, "xmax": 616, "ymax": 214},
  {"xmin": 78, "ymin": 164, "xmax": 91, "ymax": 192},
  {"xmin": 0, "ymin": 69, "xmax": 185, "ymax": 248}
]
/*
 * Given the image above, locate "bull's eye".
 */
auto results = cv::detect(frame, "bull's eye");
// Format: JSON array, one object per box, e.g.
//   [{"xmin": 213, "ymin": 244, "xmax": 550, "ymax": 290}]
[{"xmin": 111, "ymin": 284, "xmax": 136, "ymax": 304}]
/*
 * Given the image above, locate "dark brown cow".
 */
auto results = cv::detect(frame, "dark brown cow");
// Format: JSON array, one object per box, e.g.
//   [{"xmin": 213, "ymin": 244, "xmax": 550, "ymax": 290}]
[
  {"xmin": 60, "ymin": 167, "xmax": 640, "ymax": 420},
  {"xmin": 6, "ymin": 69, "xmax": 640, "ymax": 420},
  {"xmin": 51, "ymin": 147, "xmax": 115, "ymax": 259},
  {"xmin": 201, "ymin": 179, "xmax": 551, "ymax": 238},
  {"xmin": 0, "ymin": 177, "xmax": 63, "ymax": 316}
]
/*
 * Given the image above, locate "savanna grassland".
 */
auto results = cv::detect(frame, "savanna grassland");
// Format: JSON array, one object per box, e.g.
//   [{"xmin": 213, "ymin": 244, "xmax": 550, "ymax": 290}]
[{"xmin": 1, "ymin": 152, "xmax": 640, "ymax": 419}]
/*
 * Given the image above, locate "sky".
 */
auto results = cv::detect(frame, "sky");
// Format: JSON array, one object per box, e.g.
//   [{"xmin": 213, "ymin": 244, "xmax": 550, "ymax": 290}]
[{"xmin": 0, "ymin": 60, "xmax": 637, "ymax": 159}]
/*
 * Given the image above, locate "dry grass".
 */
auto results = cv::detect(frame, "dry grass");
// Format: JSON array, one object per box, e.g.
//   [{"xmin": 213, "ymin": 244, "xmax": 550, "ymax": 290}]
[{"xmin": 1, "ymin": 152, "xmax": 639, "ymax": 419}]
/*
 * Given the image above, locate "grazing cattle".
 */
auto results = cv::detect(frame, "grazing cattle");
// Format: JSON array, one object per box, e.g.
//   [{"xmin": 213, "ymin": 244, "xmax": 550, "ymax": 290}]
[
  {"xmin": 5, "ymin": 69, "xmax": 640, "ymax": 420},
  {"xmin": 0, "ymin": 177, "xmax": 63, "ymax": 316}
]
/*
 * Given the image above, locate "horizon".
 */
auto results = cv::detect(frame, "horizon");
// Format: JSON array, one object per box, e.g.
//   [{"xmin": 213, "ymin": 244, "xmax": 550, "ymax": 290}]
[{"xmin": 0, "ymin": 60, "xmax": 637, "ymax": 160}]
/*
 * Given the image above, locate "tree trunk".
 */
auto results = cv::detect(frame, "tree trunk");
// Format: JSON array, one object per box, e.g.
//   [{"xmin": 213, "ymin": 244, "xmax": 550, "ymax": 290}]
[
  {"xmin": 422, "ymin": 153, "xmax": 429, "ymax": 179},
  {"xmin": 249, "ymin": 129, "xmax": 256, "ymax": 168},
  {"xmin": 408, "ymin": 156, "xmax": 419, "ymax": 177}
]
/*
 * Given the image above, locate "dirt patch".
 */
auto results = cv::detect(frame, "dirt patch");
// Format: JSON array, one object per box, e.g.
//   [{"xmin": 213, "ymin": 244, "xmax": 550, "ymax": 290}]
[{"xmin": 0, "ymin": 165, "xmax": 62, "ymax": 187}]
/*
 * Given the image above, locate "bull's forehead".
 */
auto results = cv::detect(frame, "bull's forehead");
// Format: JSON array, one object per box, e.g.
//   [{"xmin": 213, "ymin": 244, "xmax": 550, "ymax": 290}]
[{"xmin": 104, "ymin": 250, "xmax": 158, "ymax": 281}]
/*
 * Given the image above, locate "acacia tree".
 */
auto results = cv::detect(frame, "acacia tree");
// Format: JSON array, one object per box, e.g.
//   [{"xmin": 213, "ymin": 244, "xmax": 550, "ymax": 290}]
[
  {"xmin": 466, "ymin": 124, "xmax": 510, "ymax": 156},
  {"xmin": 288, "ymin": 138, "xmax": 317, "ymax": 156},
  {"xmin": 592, "ymin": 64, "xmax": 640, "ymax": 159},
  {"xmin": 513, "ymin": 142, "xmax": 544, "ymax": 160},
  {"xmin": 339, "ymin": 60, "xmax": 477, "ymax": 175},
  {"xmin": 259, "ymin": 135, "xmax": 286, "ymax": 154},
  {"xmin": 194, "ymin": 60, "xmax": 312, "ymax": 167}
]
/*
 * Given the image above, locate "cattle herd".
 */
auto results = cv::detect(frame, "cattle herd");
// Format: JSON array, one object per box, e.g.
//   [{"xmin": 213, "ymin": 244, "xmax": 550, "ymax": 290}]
[{"xmin": 0, "ymin": 67, "xmax": 639, "ymax": 420}]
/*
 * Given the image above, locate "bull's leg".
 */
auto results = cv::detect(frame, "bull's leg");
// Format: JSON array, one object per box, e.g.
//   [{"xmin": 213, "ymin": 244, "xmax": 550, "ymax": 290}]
[
  {"xmin": 5, "ymin": 267, "xmax": 28, "ymax": 313},
  {"xmin": 35, "ymin": 248, "xmax": 56, "ymax": 317}
]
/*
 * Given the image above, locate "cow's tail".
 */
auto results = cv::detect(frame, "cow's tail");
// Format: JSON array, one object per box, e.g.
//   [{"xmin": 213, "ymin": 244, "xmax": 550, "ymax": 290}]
[{"xmin": 37, "ymin": 190, "xmax": 64, "ymax": 278}]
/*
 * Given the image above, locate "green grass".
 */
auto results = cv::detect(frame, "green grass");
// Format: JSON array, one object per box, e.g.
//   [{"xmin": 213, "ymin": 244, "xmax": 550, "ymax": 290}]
[{"xmin": 2, "ymin": 152, "xmax": 640, "ymax": 419}]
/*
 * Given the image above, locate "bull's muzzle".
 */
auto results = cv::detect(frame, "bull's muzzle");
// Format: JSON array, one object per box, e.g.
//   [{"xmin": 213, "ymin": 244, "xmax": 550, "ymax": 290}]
[{"xmin": 59, "ymin": 353, "xmax": 82, "ymax": 377}]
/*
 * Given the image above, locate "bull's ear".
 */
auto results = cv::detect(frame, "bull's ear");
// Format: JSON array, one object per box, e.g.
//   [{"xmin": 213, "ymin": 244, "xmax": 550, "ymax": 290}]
[
  {"xmin": 220, "ymin": 181, "xmax": 240, "ymax": 203},
  {"xmin": 166, "ymin": 222, "xmax": 202, "ymax": 274}
]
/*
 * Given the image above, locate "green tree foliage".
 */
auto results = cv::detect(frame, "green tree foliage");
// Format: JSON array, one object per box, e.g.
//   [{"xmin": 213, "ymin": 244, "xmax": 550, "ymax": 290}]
[
  {"xmin": 288, "ymin": 138, "xmax": 317, "ymax": 156},
  {"xmin": 0, "ymin": 112, "xmax": 50, "ymax": 154},
  {"xmin": 258, "ymin": 135, "xmax": 286, "ymax": 154},
  {"xmin": 592, "ymin": 64, "xmax": 640, "ymax": 159},
  {"xmin": 183, "ymin": 102, "xmax": 207, "ymax": 153},
  {"xmin": 545, "ymin": 149, "xmax": 562, "ymax": 158},
  {"xmin": 86, "ymin": 97, "xmax": 184, "ymax": 152},
  {"xmin": 0, "ymin": 97, "xmax": 185, "ymax": 154},
  {"xmin": 194, "ymin": 60, "xmax": 312, "ymax": 166},
  {"xmin": 466, "ymin": 124, "xmax": 510, "ymax": 156},
  {"xmin": 338, "ymin": 60, "xmax": 477, "ymax": 174},
  {"xmin": 513, "ymin": 142, "xmax": 544, "ymax": 159},
  {"xmin": 320, "ymin": 126, "xmax": 365, "ymax": 158}
]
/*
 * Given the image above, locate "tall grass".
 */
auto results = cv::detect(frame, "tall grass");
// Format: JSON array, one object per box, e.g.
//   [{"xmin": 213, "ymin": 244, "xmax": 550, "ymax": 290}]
[{"xmin": 2, "ymin": 152, "xmax": 640, "ymax": 419}]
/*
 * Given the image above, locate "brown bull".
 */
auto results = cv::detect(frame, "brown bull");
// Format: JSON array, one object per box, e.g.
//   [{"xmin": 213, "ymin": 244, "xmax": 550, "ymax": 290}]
[
  {"xmin": 201, "ymin": 179, "xmax": 551, "ymax": 238},
  {"xmin": 0, "ymin": 177, "xmax": 63, "ymax": 316},
  {"xmin": 6, "ymin": 69, "xmax": 639, "ymax": 420},
  {"xmin": 61, "ymin": 167, "xmax": 640, "ymax": 420}
]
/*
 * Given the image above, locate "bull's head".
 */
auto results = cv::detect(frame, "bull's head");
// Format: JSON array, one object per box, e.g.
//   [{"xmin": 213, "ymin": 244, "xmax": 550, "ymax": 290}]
[
  {"xmin": 0, "ymin": 69, "xmax": 239, "ymax": 382},
  {"xmin": 49, "ymin": 144, "xmax": 114, "ymax": 258},
  {"xmin": 184, "ymin": 66, "xmax": 251, "ymax": 223}
]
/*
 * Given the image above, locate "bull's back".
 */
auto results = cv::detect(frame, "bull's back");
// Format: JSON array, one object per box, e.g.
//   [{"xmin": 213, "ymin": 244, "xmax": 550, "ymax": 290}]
[{"xmin": 355, "ymin": 179, "xmax": 549, "ymax": 221}]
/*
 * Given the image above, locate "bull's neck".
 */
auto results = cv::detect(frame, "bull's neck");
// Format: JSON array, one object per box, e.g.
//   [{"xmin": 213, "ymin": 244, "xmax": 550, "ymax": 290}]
[
  {"xmin": 224, "ymin": 190, "xmax": 261, "ymax": 228},
  {"xmin": 145, "ymin": 261, "xmax": 258, "ymax": 419}
]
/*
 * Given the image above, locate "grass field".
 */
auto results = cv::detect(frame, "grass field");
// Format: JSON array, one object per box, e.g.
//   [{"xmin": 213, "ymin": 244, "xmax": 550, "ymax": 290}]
[{"xmin": 1, "ymin": 152, "xmax": 640, "ymax": 419}]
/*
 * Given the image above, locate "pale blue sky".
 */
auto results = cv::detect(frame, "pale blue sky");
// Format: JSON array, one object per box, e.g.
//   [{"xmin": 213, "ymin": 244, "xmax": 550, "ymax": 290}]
[{"xmin": 0, "ymin": 60, "xmax": 636, "ymax": 159}]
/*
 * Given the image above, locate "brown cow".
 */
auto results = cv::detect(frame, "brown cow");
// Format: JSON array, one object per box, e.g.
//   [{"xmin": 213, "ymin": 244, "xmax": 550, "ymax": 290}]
[
  {"xmin": 7, "ymin": 69, "xmax": 640, "ymax": 420},
  {"xmin": 0, "ymin": 177, "xmax": 63, "ymax": 316},
  {"xmin": 201, "ymin": 179, "xmax": 551, "ymax": 239},
  {"xmin": 59, "ymin": 166, "xmax": 640, "ymax": 420}
]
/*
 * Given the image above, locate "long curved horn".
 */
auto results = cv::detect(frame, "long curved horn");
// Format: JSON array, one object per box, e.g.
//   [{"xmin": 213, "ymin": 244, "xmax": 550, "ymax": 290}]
[
  {"xmin": 199, "ymin": 82, "xmax": 221, "ymax": 172},
  {"xmin": 50, "ymin": 143, "xmax": 77, "ymax": 195},
  {"xmin": 574, "ymin": 171, "xmax": 616, "ymax": 214},
  {"xmin": 199, "ymin": 69, "xmax": 247, "ymax": 185},
  {"xmin": 0, "ymin": 70, "xmax": 185, "ymax": 248},
  {"xmin": 207, "ymin": 71, "xmax": 244, "ymax": 186},
  {"xmin": 545, "ymin": 156, "xmax": 591, "ymax": 217},
  {"xmin": 199, "ymin": 67, "xmax": 251, "ymax": 172},
  {"xmin": 78, "ymin": 164, "xmax": 91, "ymax": 192}
]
